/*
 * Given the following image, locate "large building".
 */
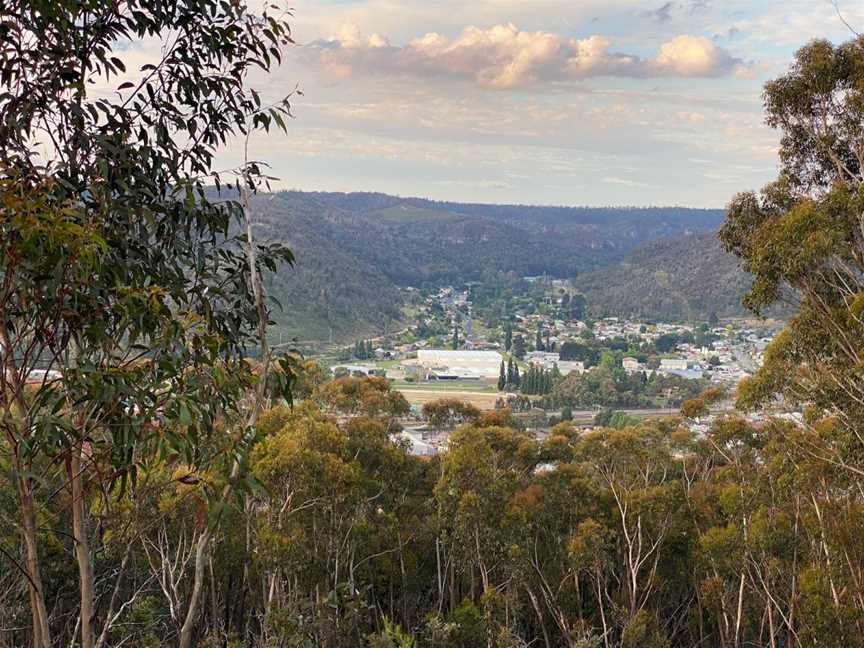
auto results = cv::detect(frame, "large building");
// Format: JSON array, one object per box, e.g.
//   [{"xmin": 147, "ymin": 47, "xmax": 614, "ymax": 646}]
[
  {"xmin": 660, "ymin": 358, "xmax": 689, "ymax": 372},
  {"xmin": 416, "ymin": 349, "xmax": 503, "ymax": 380}
]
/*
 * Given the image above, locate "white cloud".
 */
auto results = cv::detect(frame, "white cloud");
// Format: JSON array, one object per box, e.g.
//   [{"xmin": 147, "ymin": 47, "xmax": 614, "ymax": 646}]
[
  {"xmin": 650, "ymin": 35, "xmax": 736, "ymax": 77},
  {"xmin": 603, "ymin": 175, "xmax": 653, "ymax": 188},
  {"xmin": 306, "ymin": 23, "xmax": 744, "ymax": 88}
]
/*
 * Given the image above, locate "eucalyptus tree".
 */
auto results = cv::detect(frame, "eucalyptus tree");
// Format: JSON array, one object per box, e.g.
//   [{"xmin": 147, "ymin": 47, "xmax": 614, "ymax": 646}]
[
  {"xmin": 0, "ymin": 2, "xmax": 295, "ymax": 646},
  {"xmin": 720, "ymin": 37, "xmax": 864, "ymax": 473},
  {"xmin": 717, "ymin": 36, "xmax": 864, "ymax": 642}
]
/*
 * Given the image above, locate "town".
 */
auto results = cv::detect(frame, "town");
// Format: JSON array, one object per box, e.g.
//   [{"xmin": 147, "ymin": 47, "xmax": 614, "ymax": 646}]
[{"xmin": 321, "ymin": 281, "xmax": 783, "ymax": 453}]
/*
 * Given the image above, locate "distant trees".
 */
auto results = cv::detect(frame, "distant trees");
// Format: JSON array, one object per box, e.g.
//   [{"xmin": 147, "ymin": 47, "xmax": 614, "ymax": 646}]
[
  {"xmin": 559, "ymin": 341, "xmax": 601, "ymax": 366},
  {"xmin": 354, "ymin": 339, "xmax": 376, "ymax": 359},
  {"xmin": 560, "ymin": 292, "xmax": 587, "ymax": 320},
  {"xmin": 498, "ymin": 360, "xmax": 506, "ymax": 391},
  {"xmin": 506, "ymin": 357, "xmax": 521, "ymax": 388},
  {"xmin": 655, "ymin": 331, "xmax": 694, "ymax": 353},
  {"xmin": 316, "ymin": 375, "xmax": 409, "ymax": 424},
  {"xmin": 422, "ymin": 398, "xmax": 481, "ymax": 429},
  {"xmin": 680, "ymin": 386, "xmax": 725, "ymax": 419},
  {"xmin": 520, "ymin": 363, "xmax": 556, "ymax": 396},
  {"xmin": 512, "ymin": 334, "xmax": 526, "ymax": 359},
  {"xmin": 593, "ymin": 408, "xmax": 638, "ymax": 428},
  {"xmin": 554, "ymin": 365, "xmax": 705, "ymax": 409}
]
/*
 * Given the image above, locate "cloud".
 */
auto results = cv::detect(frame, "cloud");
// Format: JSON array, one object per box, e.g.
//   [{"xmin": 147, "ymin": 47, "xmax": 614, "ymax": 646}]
[
  {"xmin": 603, "ymin": 176, "xmax": 653, "ymax": 188},
  {"xmin": 306, "ymin": 23, "xmax": 744, "ymax": 88},
  {"xmin": 650, "ymin": 35, "xmax": 737, "ymax": 77},
  {"xmin": 646, "ymin": 2, "xmax": 676, "ymax": 22}
]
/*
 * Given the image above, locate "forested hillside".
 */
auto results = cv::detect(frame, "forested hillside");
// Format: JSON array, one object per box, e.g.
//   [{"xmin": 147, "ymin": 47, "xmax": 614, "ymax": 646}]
[
  {"xmin": 576, "ymin": 232, "xmax": 751, "ymax": 320},
  {"xmin": 249, "ymin": 191, "xmax": 726, "ymax": 338}
]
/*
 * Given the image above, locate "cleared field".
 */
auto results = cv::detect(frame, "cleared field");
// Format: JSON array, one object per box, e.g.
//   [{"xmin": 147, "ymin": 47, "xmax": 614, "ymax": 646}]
[
  {"xmin": 396, "ymin": 387, "xmax": 501, "ymax": 410},
  {"xmin": 391, "ymin": 380, "xmax": 496, "ymax": 392}
]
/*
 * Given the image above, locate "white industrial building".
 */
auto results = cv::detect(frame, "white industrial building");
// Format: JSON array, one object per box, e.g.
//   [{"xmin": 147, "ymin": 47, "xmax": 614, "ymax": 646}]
[
  {"xmin": 660, "ymin": 358, "xmax": 689, "ymax": 372},
  {"xmin": 416, "ymin": 349, "xmax": 503, "ymax": 380}
]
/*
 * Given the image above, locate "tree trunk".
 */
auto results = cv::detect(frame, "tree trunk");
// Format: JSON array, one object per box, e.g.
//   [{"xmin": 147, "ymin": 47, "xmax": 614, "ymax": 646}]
[
  {"xmin": 179, "ymin": 527, "xmax": 211, "ymax": 648},
  {"xmin": 2, "ymin": 320, "xmax": 51, "ymax": 648},
  {"xmin": 594, "ymin": 572, "xmax": 610, "ymax": 648},
  {"xmin": 16, "ymin": 456, "xmax": 52, "ymax": 648},
  {"xmin": 69, "ymin": 445, "xmax": 95, "ymax": 648},
  {"xmin": 526, "ymin": 586, "xmax": 551, "ymax": 648}
]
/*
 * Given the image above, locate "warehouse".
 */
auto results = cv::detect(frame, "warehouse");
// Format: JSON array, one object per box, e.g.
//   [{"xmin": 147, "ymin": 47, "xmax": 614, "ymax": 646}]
[{"xmin": 415, "ymin": 349, "xmax": 503, "ymax": 380}]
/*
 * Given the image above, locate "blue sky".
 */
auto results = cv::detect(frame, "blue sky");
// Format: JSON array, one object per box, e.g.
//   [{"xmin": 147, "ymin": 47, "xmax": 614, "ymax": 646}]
[{"xmin": 228, "ymin": 1, "xmax": 863, "ymax": 207}]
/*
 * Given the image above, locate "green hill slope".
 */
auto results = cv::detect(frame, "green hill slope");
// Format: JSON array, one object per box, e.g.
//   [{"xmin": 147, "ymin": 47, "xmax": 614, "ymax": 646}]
[
  {"xmin": 240, "ymin": 190, "xmax": 728, "ymax": 340},
  {"xmin": 576, "ymin": 232, "xmax": 751, "ymax": 320}
]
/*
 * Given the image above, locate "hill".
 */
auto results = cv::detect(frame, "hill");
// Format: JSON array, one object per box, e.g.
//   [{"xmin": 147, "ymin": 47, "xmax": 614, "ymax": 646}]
[
  {"xmin": 576, "ymin": 232, "xmax": 750, "ymax": 321},
  {"xmin": 242, "ymin": 190, "xmax": 727, "ymax": 340}
]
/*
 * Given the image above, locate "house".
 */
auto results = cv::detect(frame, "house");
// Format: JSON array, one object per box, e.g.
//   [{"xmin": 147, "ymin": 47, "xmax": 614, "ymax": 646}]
[
  {"xmin": 622, "ymin": 357, "xmax": 640, "ymax": 372},
  {"xmin": 526, "ymin": 351, "xmax": 560, "ymax": 367},
  {"xmin": 660, "ymin": 358, "xmax": 689, "ymax": 372}
]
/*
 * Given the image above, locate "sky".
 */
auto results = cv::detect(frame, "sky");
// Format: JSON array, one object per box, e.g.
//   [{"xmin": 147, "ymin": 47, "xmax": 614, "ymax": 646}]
[{"xmin": 148, "ymin": 2, "xmax": 864, "ymax": 207}]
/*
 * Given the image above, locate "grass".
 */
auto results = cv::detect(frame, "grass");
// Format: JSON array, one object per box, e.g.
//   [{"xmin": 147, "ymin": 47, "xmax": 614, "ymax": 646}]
[
  {"xmin": 393, "ymin": 377, "xmax": 501, "ymax": 410},
  {"xmin": 395, "ymin": 387, "xmax": 501, "ymax": 410},
  {"xmin": 392, "ymin": 380, "xmax": 497, "ymax": 393},
  {"xmin": 376, "ymin": 359, "xmax": 402, "ymax": 369}
]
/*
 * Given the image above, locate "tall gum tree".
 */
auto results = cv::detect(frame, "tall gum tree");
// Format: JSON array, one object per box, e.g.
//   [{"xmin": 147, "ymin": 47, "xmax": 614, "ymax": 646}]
[
  {"xmin": 720, "ymin": 37, "xmax": 864, "ymax": 477},
  {"xmin": 0, "ymin": 2, "xmax": 295, "ymax": 646}
]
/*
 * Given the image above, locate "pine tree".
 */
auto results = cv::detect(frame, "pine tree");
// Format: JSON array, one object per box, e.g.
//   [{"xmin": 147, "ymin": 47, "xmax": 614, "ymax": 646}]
[
  {"xmin": 513, "ymin": 334, "xmax": 526, "ymax": 359},
  {"xmin": 498, "ymin": 361, "xmax": 506, "ymax": 391},
  {"xmin": 504, "ymin": 322, "xmax": 513, "ymax": 352},
  {"xmin": 514, "ymin": 363, "xmax": 521, "ymax": 388},
  {"xmin": 535, "ymin": 328, "xmax": 544, "ymax": 352},
  {"xmin": 507, "ymin": 358, "xmax": 515, "ymax": 385},
  {"xmin": 452, "ymin": 323, "xmax": 459, "ymax": 350}
]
